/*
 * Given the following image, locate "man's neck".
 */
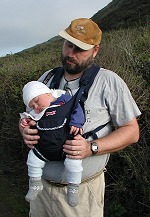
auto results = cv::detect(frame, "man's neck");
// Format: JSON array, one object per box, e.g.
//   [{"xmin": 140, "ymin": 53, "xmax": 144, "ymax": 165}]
[{"xmin": 64, "ymin": 71, "xmax": 83, "ymax": 81}]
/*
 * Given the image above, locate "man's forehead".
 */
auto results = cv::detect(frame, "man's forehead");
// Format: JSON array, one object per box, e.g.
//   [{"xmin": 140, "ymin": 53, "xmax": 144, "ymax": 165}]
[{"xmin": 64, "ymin": 40, "xmax": 85, "ymax": 51}]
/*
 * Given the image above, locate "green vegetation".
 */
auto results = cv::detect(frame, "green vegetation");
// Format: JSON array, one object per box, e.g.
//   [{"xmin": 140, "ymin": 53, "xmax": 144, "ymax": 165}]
[
  {"xmin": 0, "ymin": 23, "xmax": 149, "ymax": 217},
  {"xmin": 92, "ymin": 0, "xmax": 150, "ymax": 31},
  {"xmin": 0, "ymin": 0, "xmax": 150, "ymax": 214}
]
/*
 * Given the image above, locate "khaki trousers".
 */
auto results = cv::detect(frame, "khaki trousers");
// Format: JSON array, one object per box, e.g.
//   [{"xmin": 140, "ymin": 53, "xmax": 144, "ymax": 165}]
[{"xmin": 29, "ymin": 171, "xmax": 105, "ymax": 217}]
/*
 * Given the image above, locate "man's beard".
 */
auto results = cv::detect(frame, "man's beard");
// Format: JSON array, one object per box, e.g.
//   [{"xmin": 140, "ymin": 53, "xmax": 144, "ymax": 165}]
[{"xmin": 61, "ymin": 53, "xmax": 94, "ymax": 75}]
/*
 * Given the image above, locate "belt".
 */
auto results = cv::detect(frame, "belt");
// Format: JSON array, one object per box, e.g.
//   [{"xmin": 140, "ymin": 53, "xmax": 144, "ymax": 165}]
[{"xmin": 44, "ymin": 168, "xmax": 106, "ymax": 187}]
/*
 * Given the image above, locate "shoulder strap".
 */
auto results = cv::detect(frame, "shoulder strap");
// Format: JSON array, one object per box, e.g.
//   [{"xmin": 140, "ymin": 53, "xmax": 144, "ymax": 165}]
[
  {"xmin": 42, "ymin": 66, "xmax": 64, "ymax": 87},
  {"xmin": 79, "ymin": 64, "xmax": 100, "ymax": 109},
  {"xmin": 66, "ymin": 64, "xmax": 100, "ymax": 111}
]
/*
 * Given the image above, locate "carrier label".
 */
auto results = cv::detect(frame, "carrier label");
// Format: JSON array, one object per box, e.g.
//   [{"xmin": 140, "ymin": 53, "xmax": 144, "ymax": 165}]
[{"xmin": 46, "ymin": 110, "xmax": 56, "ymax": 116}]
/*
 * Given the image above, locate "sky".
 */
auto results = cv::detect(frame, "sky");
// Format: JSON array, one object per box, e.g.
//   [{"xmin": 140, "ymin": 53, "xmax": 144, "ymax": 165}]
[{"xmin": 0, "ymin": 0, "xmax": 112, "ymax": 57}]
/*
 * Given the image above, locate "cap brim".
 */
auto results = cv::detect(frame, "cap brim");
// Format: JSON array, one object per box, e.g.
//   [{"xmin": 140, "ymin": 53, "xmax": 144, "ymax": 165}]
[{"xmin": 59, "ymin": 30, "xmax": 94, "ymax": 51}]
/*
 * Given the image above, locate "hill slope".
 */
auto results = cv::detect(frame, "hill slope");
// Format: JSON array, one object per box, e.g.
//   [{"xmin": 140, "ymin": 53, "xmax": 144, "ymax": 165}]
[{"xmin": 91, "ymin": 0, "xmax": 150, "ymax": 30}]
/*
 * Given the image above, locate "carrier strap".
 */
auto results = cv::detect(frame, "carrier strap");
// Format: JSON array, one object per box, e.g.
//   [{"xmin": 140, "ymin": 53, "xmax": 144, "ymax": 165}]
[
  {"xmin": 42, "ymin": 67, "xmax": 64, "ymax": 86},
  {"xmin": 83, "ymin": 122, "xmax": 109, "ymax": 140},
  {"xmin": 78, "ymin": 64, "xmax": 100, "ymax": 109},
  {"xmin": 33, "ymin": 148, "xmax": 49, "ymax": 162}
]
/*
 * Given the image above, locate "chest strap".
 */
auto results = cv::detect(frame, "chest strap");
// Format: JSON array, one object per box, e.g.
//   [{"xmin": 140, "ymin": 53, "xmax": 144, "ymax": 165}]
[{"xmin": 83, "ymin": 122, "xmax": 110, "ymax": 140}]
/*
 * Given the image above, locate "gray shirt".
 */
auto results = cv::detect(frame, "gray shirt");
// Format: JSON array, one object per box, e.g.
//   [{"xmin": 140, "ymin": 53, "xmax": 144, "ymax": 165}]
[{"xmin": 38, "ymin": 67, "xmax": 141, "ymax": 182}]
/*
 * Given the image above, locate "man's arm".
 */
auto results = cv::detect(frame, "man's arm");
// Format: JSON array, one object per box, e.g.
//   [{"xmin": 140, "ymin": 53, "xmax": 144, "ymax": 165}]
[
  {"xmin": 93, "ymin": 117, "xmax": 139, "ymax": 155},
  {"xmin": 63, "ymin": 117, "xmax": 140, "ymax": 159}
]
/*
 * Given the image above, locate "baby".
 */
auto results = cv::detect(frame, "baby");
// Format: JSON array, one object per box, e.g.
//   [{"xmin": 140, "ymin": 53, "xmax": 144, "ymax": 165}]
[{"xmin": 20, "ymin": 81, "xmax": 85, "ymax": 207}]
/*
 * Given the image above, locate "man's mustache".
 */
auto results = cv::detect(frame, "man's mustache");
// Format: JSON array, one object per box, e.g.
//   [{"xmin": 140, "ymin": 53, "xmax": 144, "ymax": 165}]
[{"xmin": 65, "ymin": 56, "xmax": 78, "ymax": 64}]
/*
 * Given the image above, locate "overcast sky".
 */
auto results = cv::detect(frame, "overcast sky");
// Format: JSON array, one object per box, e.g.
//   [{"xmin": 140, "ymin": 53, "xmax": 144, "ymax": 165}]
[{"xmin": 0, "ymin": 0, "xmax": 112, "ymax": 57}]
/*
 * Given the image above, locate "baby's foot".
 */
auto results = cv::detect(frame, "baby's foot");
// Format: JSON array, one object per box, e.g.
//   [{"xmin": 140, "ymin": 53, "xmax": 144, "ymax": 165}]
[
  {"xmin": 25, "ymin": 179, "xmax": 43, "ymax": 202},
  {"xmin": 67, "ymin": 183, "xmax": 79, "ymax": 207}
]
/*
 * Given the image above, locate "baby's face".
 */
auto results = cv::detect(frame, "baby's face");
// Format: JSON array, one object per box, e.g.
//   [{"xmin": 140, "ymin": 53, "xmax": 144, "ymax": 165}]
[{"xmin": 29, "ymin": 93, "xmax": 53, "ymax": 113}]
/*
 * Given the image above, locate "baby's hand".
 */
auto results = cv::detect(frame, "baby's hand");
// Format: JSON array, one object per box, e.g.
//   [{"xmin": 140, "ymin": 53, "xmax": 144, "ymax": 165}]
[
  {"xmin": 20, "ymin": 118, "xmax": 31, "ymax": 128},
  {"xmin": 70, "ymin": 126, "xmax": 82, "ymax": 135}
]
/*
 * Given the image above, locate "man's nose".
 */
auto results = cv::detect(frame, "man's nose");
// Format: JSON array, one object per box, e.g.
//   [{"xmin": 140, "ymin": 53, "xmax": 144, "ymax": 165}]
[
  {"xmin": 68, "ymin": 46, "xmax": 78, "ymax": 56},
  {"xmin": 69, "ymin": 49, "xmax": 75, "ymax": 57}
]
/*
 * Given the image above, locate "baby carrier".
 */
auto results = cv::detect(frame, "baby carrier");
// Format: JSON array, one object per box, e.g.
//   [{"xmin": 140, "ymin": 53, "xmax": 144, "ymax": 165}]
[{"xmin": 33, "ymin": 64, "xmax": 108, "ymax": 161}]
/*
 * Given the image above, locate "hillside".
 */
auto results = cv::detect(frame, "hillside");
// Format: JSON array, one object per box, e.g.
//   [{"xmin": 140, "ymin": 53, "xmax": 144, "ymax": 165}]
[{"xmin": 92, "ymin": 0, "xmax": 150, "ymax": 30}]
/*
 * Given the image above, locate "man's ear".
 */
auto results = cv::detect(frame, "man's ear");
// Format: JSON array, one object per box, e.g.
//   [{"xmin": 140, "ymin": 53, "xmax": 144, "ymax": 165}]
[{"xmin": 93, "ymin": 45, "xmax": 100, "ymax": 58}]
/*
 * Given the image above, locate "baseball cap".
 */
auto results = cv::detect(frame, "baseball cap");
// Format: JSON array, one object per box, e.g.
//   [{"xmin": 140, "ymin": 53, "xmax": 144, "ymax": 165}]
[{"xmin": 59, "ymin": 18, "xmax": 102, "ymax": 50}]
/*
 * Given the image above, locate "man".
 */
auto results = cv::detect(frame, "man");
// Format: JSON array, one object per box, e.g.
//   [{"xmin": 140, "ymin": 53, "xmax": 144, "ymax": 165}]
[{"xmin": 20, "ymin": 18, "xmax": 141, "ymax": 217}]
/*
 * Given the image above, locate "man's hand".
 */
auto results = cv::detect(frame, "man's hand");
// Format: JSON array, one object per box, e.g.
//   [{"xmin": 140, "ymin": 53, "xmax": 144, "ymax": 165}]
[
  {"xmin": 63, "ymin": 134, "xmax": 91, "ymax": 159},
  {"xmin": 19, "ymin": 119, "xmax": 40, "ymax": 149}
]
